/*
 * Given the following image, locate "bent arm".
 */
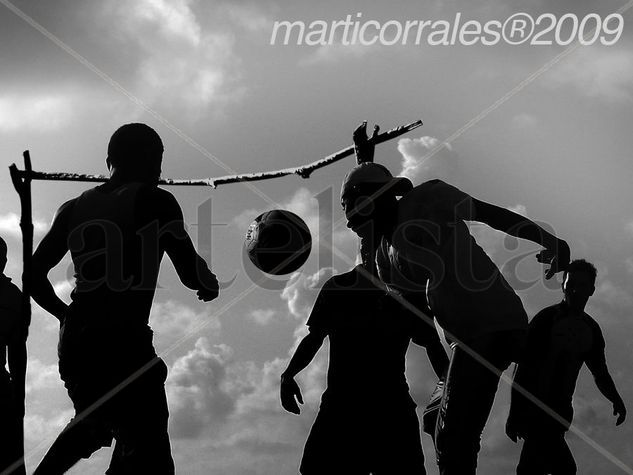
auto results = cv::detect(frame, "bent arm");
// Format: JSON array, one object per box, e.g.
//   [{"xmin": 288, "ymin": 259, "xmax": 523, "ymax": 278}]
[
  {"xmin": 32, "ymin": 201, "xmax": 74, "ymax": 322},
  {"xmin": 587, "ymin": 352, "xmax": 626, "ymax": 422},
  {"xmin": 282, "ymin": 328, "xmax": 326, "ymax": 379},
  {"xmin": 159, "ymin": 192, "xmax": 218, "ymax": 297},
  {"xmin": 472, "ymin": 199, "xmax": 563, "ymax": 250},
  {"xmin": 472, "ymin": 199, "xmax": 569, "ymax": 277}
]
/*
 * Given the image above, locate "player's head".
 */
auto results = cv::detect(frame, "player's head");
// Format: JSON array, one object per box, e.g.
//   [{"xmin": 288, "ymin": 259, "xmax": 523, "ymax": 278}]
[
  {"xmin": 340, "ymin": 163, "xmax": 412, "ymax": 238},
  {"xmin": 0, "ymin": 235, "xmax": 7, "ymax": 274},
  {"xmin": 562, "ymin": 259, "xmax": 597, "ymax": 311},
  {"xmin": 106, "ymin": 123, "xmax": 163, "ymax": 183}
]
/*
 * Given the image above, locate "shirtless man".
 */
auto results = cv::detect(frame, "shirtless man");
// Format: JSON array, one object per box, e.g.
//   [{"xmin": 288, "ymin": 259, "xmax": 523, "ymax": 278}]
[
  {"xmin": 0, "ymin": 236, "xmax": 27, "ymax": 475},
  {"xmin": 506, "ymin": 259, "xmax": 626, "ymax": 474},
  {"xmin": 31, "ymin": 123, "xmax": 219, "ymax": 474}
]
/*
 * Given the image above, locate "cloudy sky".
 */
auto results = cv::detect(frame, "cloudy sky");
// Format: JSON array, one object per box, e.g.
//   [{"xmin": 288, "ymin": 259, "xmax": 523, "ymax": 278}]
[{"xmin": 1, "ymin": 0, "xmax": 633, "ymax": 473}]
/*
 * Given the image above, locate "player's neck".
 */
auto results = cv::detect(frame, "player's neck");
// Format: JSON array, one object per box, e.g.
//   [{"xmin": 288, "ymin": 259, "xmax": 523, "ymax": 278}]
[
  {"xmin": 108, "ymin": 168, "xmax": 156, "ymax": 185},
  {"xmin": 563, "ymin": 299, "xmax": 586, "ymax": 316}
]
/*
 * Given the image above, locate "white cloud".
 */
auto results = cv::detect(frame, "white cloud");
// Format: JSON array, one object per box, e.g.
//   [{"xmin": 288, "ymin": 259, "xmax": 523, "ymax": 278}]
[
  {"xmin": 150, "ymin": 299, "xmax": 221, "ymax": 351},
  {"xmin": 0, "ymin": 212, "xmax": 48, "ymax": 238},
  {"xmin": 249, "ymin": 309, "xmax": 276, "ymax": 325},
  {"xmin": 167, "ymin": 337, "xmax": 236, "ymax": 438},
  {"xmin": 24, "ymin": 409, "xmax": 74, "ymax": 442},
  {"xmin": 52, "ymin": 279, "xmax": 73, "ymax": 301},
  {"xmin": 280, "ymin": 268, "xmax": 336, "ymax": 320},
  {"xmin": 397, "ymin": 135, "xmax": 456, "ymax": 184},
  {"xmin": 625, "ymin": 257, "xmax": 633, "ymax": 275},
  {"xmin": 221, "ymin": 3, "xmax": 271, "ymax": 33},
  {"xmin": 104, "ymin": 0, "xmax": 244, "ymax": 116},
  {"xmin": 26, "ymin": 358, "xmax": 63, "ymax": 394},
  {"xmin": 593, "ymin": 279, "xmax": 633, "ymax": 310},
  {"xmin": 0, "ymin": 95, "xmax": 74, "ymax": 133},
  {"xmin": 546, "ymin": 47, "xmax": 633, "ymax": 102},
  {"xmin": 511, "ymin": 113, "xmax": 537, "ymax": 129}
]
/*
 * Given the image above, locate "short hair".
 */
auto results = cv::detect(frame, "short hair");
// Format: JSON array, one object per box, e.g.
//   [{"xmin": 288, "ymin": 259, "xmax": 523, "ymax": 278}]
[
  {"xmin": 107, "ymin": 123, "xmax": 163, "ymax": 169},
  {"xmin": 565, "ymin": 259, "xmax": 597, "ymax": 285}
]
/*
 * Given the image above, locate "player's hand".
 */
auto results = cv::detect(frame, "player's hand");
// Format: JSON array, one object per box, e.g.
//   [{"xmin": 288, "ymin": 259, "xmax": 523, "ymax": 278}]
[
  {"xmin": 353, "ymin": 121, "xmax": 379, "ymax": 164},
  {"xmin": 280, "ymin": 374, "xmax": 303, "ymax": 415},
  {"xmin": 614, "ymin": 400, "xmax": 626, "ymax": 426},
  {"xmin": 536, "ymin": 239, "xmax": 570, "ymax": 280},
  {"xmin": 197, "ymin": 273, "xmax": 219, "ymax": 302}
]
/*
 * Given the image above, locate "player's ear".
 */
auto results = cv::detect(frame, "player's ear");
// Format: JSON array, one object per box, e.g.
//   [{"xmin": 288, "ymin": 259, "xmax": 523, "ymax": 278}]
[{"xmin": 106, "ymin": 156, "xmax": 112, "ymax": 171}]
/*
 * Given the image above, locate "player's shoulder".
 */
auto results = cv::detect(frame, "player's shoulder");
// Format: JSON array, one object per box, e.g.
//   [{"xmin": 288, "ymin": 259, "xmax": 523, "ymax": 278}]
[
  {"xmin": 138, "ymin": 185, "xmax": 176, "ymax": 200},
  {"xmin": 400, "ymin": 179, "xmax": 469, "ymax": 209},
  {"xmin": 580, "ymin": 311, "xmax": 603, "ymax": 334},
  {"xmin": 137, "ymin": 185, "xmax": 181, "ymax": 212},
  {"xmin": 0, "ymin": 276, "xmax": 22, "ymax": 311},
  {"xmin": 529, "ymin": 303, "xmax": 561, "ymax": 325},
  {"xmin": 324, "ymin": 267, "xmax": 359, "ymax": 289},
  {"xmin": 0, "ymin": 277, "xmax": 22, "ymax": 297},
  {"xmin": 56, "ymin": 197, "xmax": 78, "ymax": 216}
]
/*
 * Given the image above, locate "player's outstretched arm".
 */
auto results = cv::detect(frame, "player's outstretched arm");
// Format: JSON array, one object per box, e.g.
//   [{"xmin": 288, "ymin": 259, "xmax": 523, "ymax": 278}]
[
  {"xmin": 280, "ymin": 328, "xmax": 326, "ymax": 415},
  {"xmin": 586, "ymin": 351, "xmax": 627, "ymax": 425},
  {"xmin": 159, "ymin": 191, "xmax": 219, "ymax": 302},
  {"xmin": 471, "ymin": 199, "xmax": 570, "ymax": 279},
  {"xmin": 32, "ymin": 200, "xmax": 74, "ymax": 322}
]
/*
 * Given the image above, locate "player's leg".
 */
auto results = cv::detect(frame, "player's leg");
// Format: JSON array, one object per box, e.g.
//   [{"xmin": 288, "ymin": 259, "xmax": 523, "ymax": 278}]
[
  {"xmin": 105, "ymin": 359, "xmax": 174, "ymax": 475},
  {"xmin": 435, "ymin": 330, "xmax": 522, "ymax": 475},
  {"xmin": 300, "ymin": 405, "xmax": 369, "ymax": 475},
  {"xmin": 0, "ymin": 374, "xmax": 26, "ymax": 475},
  {"xmin": 33, "ymin": 414, "xmax": 113, "ymax": 475},
  {"xmin": 549, "ymin": 433, "xmax": 576, "ymax": 475},
  {"xmin": 516, "ymin": 434, "xmax": 548, "ymax": 475},
  {"xmin": 373, "ymin": 400, "xmax": 426, "ymax": 475}
]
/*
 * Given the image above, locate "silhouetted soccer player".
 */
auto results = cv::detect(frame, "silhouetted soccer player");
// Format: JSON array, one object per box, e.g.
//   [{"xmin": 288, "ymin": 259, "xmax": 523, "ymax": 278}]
[
  {"xmin": 506, "ymin": 259, "xmax": 626, "ymax": 475},
  {"xmin": 280, "ymin": 252, "xmax": 449, "ymax": 475},
  {"xmin": 30, "ymin": 123, "xmax": 219, "ymax": 474},
  {"xmin": 341, "ymin": 122, "xmax": 571, "ymax": 474},
  {"xmin": 0, "ymin": 236, "xmax": 27, "ymax": 475}
]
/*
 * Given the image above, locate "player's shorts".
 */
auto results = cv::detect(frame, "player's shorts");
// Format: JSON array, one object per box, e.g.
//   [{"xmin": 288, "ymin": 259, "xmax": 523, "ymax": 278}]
[
  {"xmin": 57, "ymin": 307, "xmax": 174, "ymax": 474},
  {"xmin": 300, "ymin": 398, "xmax": 426, "ymax": 475}
]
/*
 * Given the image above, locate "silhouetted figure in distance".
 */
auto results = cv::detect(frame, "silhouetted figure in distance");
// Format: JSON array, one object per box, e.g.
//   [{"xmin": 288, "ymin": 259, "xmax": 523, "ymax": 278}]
[
  {"xmin": 342, "ymin": 121, "xmax": 570, "ymax": 474},
  {"xmin": 280, "ymin": 253, "xmax": 449, "ymax": 474},
  {"xmin": 31, "ymin": 123, "xmax": 219, "ymax": 474},
  {"xmin": 0, "ymin": 236, "xmax": 27, "ymax": 475},
  {"xmin": 506, "ymin": 259, "xmax": 626, "ymax": 474}
]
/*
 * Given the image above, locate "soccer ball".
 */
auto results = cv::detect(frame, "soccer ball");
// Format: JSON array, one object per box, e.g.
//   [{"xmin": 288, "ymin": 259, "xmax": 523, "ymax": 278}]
[{"xmin": 244, "ymin": 209, "xmax": 312, "ymax": 275}]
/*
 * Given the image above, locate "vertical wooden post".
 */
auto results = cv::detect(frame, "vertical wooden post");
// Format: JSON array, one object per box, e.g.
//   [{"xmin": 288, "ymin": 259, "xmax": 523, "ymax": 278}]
[
  {"xmin": 8, "ymin": 151, "xmax": 33, "ymax": 475},
  {"xmin": 9, "ymin": 151, "xmax": 33, "ymax": 330}
]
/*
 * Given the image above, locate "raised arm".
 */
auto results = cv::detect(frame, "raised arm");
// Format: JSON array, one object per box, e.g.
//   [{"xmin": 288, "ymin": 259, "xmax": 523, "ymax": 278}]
[
  {"xmin": 586, "ymin": 348, "xmax": 626, "ymax": 425},
  {"xmin": 32, "ymin": 200, "xmax": 74, "ymax": 322},
  {"xmin": 471, "ymin": 199, "xmax": 570, "ymax": 279},
  {"xmin": 157, "ymin": 190, "xmax": 219, "ymax": 302}
]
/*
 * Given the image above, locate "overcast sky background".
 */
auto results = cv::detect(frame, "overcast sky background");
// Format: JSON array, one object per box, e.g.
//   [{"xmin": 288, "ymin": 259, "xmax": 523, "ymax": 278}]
[{"xmin": 1, "ymin": 0, "xmax": 633, "ymax": 473}]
